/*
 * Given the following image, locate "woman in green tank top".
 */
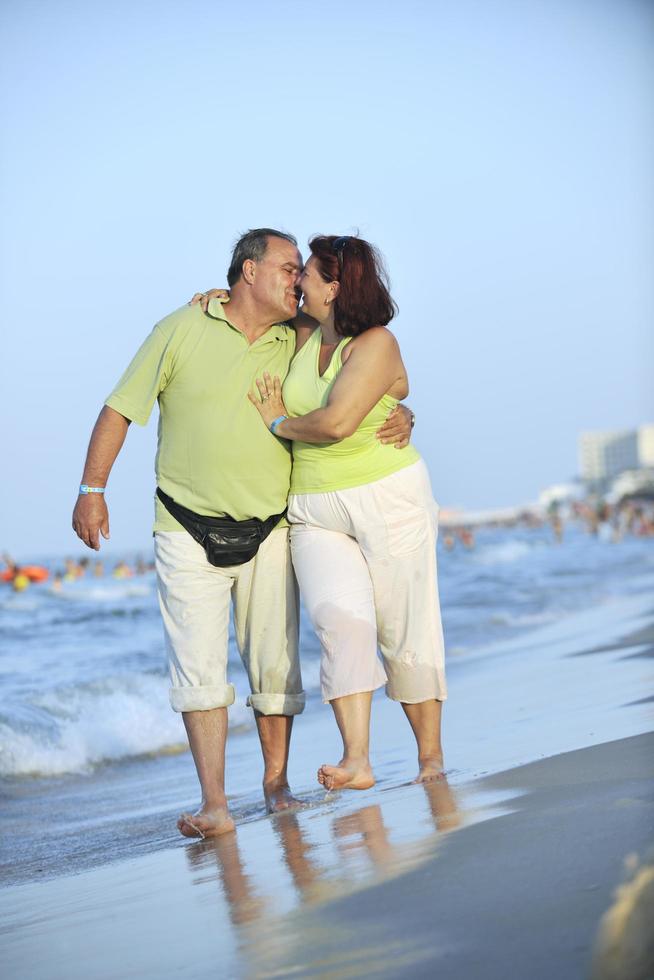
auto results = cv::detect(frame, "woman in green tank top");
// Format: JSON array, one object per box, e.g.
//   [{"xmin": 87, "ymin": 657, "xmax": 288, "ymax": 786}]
[{"xmin": 249, "ymin": 235, "xmax": 447, "ymax": 792}]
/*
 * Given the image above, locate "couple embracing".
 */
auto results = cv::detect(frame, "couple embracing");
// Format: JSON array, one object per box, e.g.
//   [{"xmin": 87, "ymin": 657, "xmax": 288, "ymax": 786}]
[{"xmin": 73, "ymin": 228, "xmax": 447, "ymax": 838}]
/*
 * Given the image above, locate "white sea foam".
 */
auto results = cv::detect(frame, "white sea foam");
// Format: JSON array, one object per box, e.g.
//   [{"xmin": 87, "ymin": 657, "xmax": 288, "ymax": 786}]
[
  {"xmin": 0, "ymin": 596, "xmax": 40, "ymax": 612},
  {"xmin": 52, "ymin": 583, "xmax": 153, "ymax": 602},
  {"xmin": 0, "ymin": 673, "xmax": 254, "ymax": 777},
  {"xmin": 489, "ymin": 611, "xmax": 558, "ymax": 629},
  {"xmin": 474, "ymin": 540, "xmax": 533, "ymax": 565}
]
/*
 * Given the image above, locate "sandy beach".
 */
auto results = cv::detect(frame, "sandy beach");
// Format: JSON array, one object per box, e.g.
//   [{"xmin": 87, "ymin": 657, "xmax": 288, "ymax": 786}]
[
  {"xmin": 1, "ymin": 570, "xmax": 653, "ymax": 979},
  {"xmin": 1, "ymin": 736, "xmax": 651, "ymax": 979},
  {"xmin": 253, "ymin": 733, "xmax": 654, "ymax": 980}
]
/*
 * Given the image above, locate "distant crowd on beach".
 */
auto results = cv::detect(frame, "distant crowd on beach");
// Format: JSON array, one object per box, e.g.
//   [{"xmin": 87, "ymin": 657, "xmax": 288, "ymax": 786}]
[
  {"xmin": 2, "ymin": 500, "xmax": 652, "ymax": 591},
  {"xmin": 0, "ymin": 552, "xmax": 155, "ymax": 592},
  {"xmin": 546, "ymin": 498, "xmax": 654, "ymax": 544},
  {"xmin": 441, "ymin": 496, "xmax": 654, "ymax": 551}
]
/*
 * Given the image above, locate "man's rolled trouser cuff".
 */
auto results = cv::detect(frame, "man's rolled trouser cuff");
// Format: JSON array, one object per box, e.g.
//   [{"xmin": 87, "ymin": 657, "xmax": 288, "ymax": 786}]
[
  {"xmin": 247, "ymin": 692, "xmax": 305, "ymax": 715},
  {"xmin": 169, "ymin": 683, "xmax": 236, "ymax": 713}
]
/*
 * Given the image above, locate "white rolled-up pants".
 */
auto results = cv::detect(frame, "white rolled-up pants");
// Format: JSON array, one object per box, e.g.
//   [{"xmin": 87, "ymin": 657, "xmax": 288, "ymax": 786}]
[
  {"xmin": 288, "ymin": 459, "xmax": 447, "ymax": 704},
  {"xmin": 155, "ymin": 526, "xmax": 304, "ymax": 716}
]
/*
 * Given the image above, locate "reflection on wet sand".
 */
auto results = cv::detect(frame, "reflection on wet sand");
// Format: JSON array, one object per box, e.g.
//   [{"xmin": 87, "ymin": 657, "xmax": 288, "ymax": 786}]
[
  {"xmin": 333, "ymin": 805, "xmax": 394, "ymax": 868},
  {"xmin": 185, "ymin": 832, "xmax": 269, "ymax": 926},
  {"xmin": 421, "ymin": 776, "xmax": 462, "ymax": 833},
  {"xmin": 183, "ymin": 777, "xmax": 461, "ymax": 936},
  {"xmin": 271, "ymin": 812, "xmax": 323, "ymax": 899}
]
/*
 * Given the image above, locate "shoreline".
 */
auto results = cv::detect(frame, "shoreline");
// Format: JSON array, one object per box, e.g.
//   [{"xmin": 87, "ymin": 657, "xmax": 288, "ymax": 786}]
[
  {"xmin": 1, "ymin": 577, "xmax": 652, "ymax": 978},
  {"xmin": 2, "ymin": 586, "xmax": 653, "ymax": 891},
  {"xmin": 1, "ymin": 732, "xmax": 651, "ymax": 979}
]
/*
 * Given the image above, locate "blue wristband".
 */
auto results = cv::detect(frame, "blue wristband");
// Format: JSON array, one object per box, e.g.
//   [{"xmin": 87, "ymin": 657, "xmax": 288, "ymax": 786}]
[
  {"xmin": 79, "ymin": 485, "xmax": 106, "ymax": 494},
  {"xmin": 269, "ymin": 415, "xmax": 288, "ymax": 435}
]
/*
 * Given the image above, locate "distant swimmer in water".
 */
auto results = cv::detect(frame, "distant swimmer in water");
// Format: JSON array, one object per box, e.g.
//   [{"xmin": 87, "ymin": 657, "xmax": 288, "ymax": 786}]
[
  {"xmin": 1, "ymin": 553, "xmax": 18, "ymax": 583},
  {"xmin": 550, "ymin": 513, "xmax": 564, "ymax": 543},
  {"xmin": 1, "ymin": 553, "xmax": 49, "ymax": 586},
  {"xmin": 458, "ymin": 527, "xmax": 475, "ymax": 549},
  {"xmin": 63, "ymin": 558, "xmax": 80, "ymax": 582},
  {"xmin": 12, "ymin": 573, "xmax": 30, "ymax": 592}
]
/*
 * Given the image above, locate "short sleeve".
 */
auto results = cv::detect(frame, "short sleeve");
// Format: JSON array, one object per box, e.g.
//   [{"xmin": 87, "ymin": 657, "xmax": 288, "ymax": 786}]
[{"xmin": 104, "ymin": 324, "xmax": 173, "ymax": 426}]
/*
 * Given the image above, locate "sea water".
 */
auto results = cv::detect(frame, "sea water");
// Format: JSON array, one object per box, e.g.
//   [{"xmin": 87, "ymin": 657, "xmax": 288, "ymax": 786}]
[{"xmin": 1, "ymin": 523, "xmax": 652, "ymax": 884}]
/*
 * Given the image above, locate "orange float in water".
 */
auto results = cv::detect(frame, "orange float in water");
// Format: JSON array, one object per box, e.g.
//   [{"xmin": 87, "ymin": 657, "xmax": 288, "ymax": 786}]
[
  {"xmin": 23, "ymin": 566, "xmax": 49, "ymax": 582},
  {"xmin": 0, "ymin": 565, "xmax": 49, "ymax": 583}
]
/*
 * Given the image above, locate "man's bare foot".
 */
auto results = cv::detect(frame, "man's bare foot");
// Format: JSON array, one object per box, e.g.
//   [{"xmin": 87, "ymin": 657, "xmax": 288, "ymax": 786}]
[
  {"xmin": 414, "ymin": 756, "xmax": 445, "ymax": 783},
  {"xmin": 263, "ymin": 781, "xmax": 303, "ymax": 814},
  {"xmin": 177, "ymin": 804, "xmax": 235, "ymax": 839},
  {"xmin": 317, "ymin": 759, "xmax": 375, "ymax": 791}
]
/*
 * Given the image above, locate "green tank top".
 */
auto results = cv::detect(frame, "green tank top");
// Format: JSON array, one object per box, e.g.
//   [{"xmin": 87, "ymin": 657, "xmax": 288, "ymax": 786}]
[{"xmin": 283, "ymin": 327, "xmax": 420, "ymax": 494}]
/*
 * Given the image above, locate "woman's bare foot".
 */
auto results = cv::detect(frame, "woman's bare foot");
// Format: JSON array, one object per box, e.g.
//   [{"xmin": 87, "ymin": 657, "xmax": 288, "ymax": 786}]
[
  {"xmin": 177, "ymin": 803, "xmax": 235, "ymax": 839},
  {"xmin": 414, "ymin": 755, "xmax": 445, "ymax": 783},
  {"xmin": 317, "ymin": 759, "xmax": 375, "ymax": 791},
  {"xmin": 263, "ymin": 780, "xmax": 303, "ymax": 814}
]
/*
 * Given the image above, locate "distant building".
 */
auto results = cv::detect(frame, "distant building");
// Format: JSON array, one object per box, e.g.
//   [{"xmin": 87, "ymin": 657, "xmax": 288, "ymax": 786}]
[
  {"xmin": 638, "ymin": 424, "xmax": 654, "ymax": 467},
  {"xmin": 578, "ymin": 429, "xmax": 639, "ymax": 487}
]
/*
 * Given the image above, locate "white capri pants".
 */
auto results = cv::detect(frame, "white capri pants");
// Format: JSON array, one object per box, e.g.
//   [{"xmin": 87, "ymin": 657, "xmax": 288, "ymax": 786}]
[
  {"xmin": 155, "ymin": 526, "xmax": 304, "ymax": 716},
  {"xmin": 288, "ymin": 459, "xmax": 447, "ymax": 704}
]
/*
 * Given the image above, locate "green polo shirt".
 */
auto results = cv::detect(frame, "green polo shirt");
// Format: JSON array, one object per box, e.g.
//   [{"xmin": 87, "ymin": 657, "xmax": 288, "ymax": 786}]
[{"xmin": 105, "ymin": 299, "xmax": 296, "ymax": 531}]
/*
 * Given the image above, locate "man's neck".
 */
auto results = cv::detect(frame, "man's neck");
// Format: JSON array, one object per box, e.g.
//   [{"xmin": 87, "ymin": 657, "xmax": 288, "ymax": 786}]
[{"xmin": 222, "ymin": 290, "xmax": 280, "ymax": 344}]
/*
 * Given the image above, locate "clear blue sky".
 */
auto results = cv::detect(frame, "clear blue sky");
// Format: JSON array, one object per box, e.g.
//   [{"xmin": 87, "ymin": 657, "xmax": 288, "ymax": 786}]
[{"xmin": 1, "ymin": 0, "xmax": 652, "ymax": 557}]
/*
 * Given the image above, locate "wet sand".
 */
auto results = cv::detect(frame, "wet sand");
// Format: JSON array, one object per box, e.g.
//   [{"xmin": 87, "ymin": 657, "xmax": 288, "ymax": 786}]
[
  {"xmin": 0, "ymin": 733, "xmax": 651, "ymax": 979},
  {"xmin": 1, "ymin": 593, "xmax": 653, "ymax": 978},
  {"xmin": 255, "ymin": 733, "xmax": 654, "ymax": 980}
]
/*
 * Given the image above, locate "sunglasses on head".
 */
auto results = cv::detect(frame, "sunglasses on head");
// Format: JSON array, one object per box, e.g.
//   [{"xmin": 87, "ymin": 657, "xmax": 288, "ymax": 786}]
[{"xmin": 332, "ymin": 236, "xmax": 351, "ymax": 271}]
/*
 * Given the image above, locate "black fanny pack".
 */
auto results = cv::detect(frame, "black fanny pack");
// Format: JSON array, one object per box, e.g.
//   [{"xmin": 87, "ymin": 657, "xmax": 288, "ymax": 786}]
[{"xmin": 157, "ymin": 487, "xmax": 285, "ymax": 567}]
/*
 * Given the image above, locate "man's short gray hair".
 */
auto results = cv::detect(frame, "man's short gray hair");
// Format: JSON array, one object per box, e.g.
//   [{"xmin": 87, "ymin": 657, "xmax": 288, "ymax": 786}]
[{"xmin": 227, "ymin": 228, "xmax": 298, "ymax": 287}]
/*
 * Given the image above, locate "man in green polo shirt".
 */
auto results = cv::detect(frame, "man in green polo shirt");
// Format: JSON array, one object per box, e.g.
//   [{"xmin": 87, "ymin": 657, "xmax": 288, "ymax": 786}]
[{"xmin": 73, "ymin": 229, "xmax": 306, "ymax": 838}]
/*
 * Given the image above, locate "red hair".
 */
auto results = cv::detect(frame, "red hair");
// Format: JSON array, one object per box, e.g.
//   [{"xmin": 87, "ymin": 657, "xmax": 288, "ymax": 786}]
[{"xmin": 308, "ymin": 235, "xmax": 398, "ymax": 337}]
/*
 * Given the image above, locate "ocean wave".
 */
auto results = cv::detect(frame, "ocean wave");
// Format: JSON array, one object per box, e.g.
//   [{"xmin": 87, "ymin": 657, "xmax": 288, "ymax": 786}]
[
  {"xmin": 473, "ymin": 541, "xmax": 533, "ymax": 565},
  {"xmin": 489, "ymin": 610, "xmax": 558, "ymax": 629},
  {"xmin": 0, "ymin": 673, "xmax": 254, "ymax": 778},
  {"xmin": 0, "ymin": 582, "xmax": 156, "ymax": 631},
  {"xmin": 0, "ymin": 596, "xmax": 40, "ymax": 613},
  {"xmin": 51, "ymin": 583, "xmax": 154, "ymax": 602}
]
